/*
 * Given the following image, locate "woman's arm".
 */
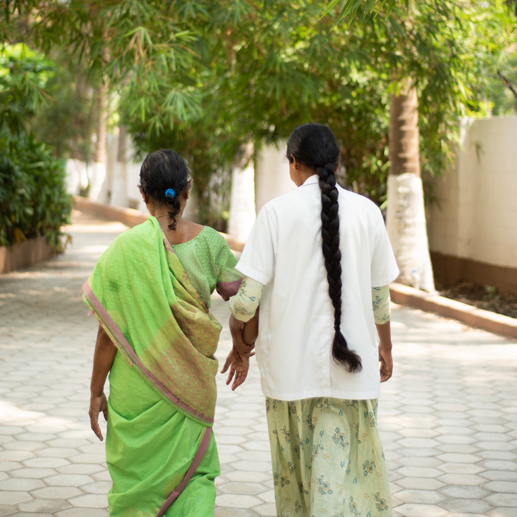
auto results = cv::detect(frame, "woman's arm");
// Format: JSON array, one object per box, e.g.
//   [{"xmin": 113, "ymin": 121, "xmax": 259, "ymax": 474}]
[
  {"xmin": 89, "ymin": 324, "xmax": 117, "ymax": 441},
  {"xmin": 376, "ymin": 321, "xmax": 393, "ymax": 382},
  {"xmin": 243, "ymin": 308, "xmax": 259, "ymax": 346},
  {"xmin": 228, "ymin": 277, "xmax": 263, "ymax": 350},
  {"xmin": 222, "ymin": 278, "xmax": 264, "ymax": 390},
  {"xmin": 372, "ymin": 285, "xmax": 393, "ymax": 382}
]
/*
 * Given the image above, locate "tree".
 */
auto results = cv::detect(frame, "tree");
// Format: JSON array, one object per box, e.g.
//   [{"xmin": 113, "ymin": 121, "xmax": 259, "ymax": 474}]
[
  {"xmin": 321, "ymin": 0, "xmax": 515, "ymax": 291},
  {"xmin": 3, "ymin": 0, "xmax": 204, "ymax": 201},
  {"xmin": 3, "ymin": 0, "xmax": 514, "ymax": 242},
  {"xmin": 387, "ymin": 82, "xmax": 435, "ymax": 291}
]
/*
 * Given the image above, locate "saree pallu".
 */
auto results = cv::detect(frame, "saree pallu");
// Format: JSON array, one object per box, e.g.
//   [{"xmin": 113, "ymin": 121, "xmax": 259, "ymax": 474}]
[
  {"xmin": 266, "ymin": 397, "xmax": 391, "ymax": 517},
  {"xmin": 83, "ymin": 217, "xmax": 223, "ymax": 516}
]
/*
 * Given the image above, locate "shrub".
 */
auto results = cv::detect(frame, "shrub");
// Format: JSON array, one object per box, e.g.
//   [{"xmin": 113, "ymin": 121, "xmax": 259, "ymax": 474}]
[
  {"xmin": 0, "ymin": 44, "xmax": 72, "ymax": 251},
  {"xmin": 0, "ymin": 132, "xmax": 72, "ymax": 251}
]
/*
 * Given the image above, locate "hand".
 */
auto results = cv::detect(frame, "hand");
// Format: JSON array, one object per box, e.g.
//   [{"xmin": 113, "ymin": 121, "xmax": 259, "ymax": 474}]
[
  {"xmin": 378, "ymin": 345, "xmax": 393, "ymax": 383},
  {"xmin": 89, "ymin": 392, "xmax": 108, "ymax": 441},
  {"xmin": 221, "ymin": 347, "xmax": 251, "ymax": 391}
]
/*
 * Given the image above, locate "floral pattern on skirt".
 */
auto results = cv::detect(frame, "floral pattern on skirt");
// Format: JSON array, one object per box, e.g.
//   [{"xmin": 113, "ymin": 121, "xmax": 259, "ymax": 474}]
[{"xmin": 266, "ymin": 397, "xmax": 391, "ymax": 517}]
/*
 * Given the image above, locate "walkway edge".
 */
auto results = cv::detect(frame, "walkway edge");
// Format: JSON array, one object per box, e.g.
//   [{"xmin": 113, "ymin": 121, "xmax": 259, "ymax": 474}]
[
  {"xmin": 73, "ymin": 196, "xmax": 244, "ymax": 252},
  {"xmin": 390, "ymin": 282, "xmax": 517, "ymax": 340}
]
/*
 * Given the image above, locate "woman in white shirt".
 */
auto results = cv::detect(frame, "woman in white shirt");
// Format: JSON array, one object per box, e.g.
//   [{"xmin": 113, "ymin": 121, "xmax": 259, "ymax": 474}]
[{"xmin": 224, "ymin": 123, "xmax": 399, "ymax": 517}]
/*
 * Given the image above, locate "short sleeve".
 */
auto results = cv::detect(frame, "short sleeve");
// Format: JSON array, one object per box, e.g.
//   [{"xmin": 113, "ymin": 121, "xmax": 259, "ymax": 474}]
[
  {"xmin": 370, "ymin": 210, "xmax": 399, "ymax": 288},
  {"xmin": 215, "ymin": 238, "xmax": 243, "ymax": 301},
  {"xmin": 236, "ymin": 205, "xmax": 277, "ymax": 286}
]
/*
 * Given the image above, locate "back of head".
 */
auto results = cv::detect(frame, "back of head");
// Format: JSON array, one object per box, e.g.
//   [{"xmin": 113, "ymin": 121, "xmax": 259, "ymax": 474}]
[
  {"xmin": 139, "ymin": 149, "xmax": 191, "ymax": 230},
  {"xmin": 286, "ymin": 123, "xmax": 362, "ymax": 373}
]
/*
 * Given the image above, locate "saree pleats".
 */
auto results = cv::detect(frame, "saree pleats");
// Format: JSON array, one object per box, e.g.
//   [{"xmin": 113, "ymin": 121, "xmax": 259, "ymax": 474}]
[
  {"xmin": 107, "ymin": 354, "xmax": 220, "ymax": 517},
  {"xmin": 266, "ymin": 397, "xmax": 391, "ymax": 517}
]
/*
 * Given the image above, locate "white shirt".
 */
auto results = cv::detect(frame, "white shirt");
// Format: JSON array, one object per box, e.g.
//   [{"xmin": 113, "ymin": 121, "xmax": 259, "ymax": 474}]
[{"xmin": 236, "ymin": 175, "xmax": 399, "ymax": 401}]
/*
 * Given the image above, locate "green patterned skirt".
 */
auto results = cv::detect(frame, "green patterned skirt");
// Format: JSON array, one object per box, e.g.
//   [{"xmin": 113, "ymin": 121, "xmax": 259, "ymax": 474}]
[{"xmin": 266, "ymin": 397, "xmax": 391, "ymax": 517}]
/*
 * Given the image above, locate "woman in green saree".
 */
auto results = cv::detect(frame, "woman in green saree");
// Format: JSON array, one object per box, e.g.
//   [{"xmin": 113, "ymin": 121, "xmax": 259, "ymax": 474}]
[{"xmin": 85, "ymin": 150, "xmax": 255, "ymax": 517}]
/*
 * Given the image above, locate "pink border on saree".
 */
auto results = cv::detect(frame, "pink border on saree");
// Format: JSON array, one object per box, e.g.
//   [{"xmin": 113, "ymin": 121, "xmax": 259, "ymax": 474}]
[
  {"xmin": 83, "ymin": 281, "xmax": 214, "ymax": 426},
  {"xmin": 155, "ymin": 427, "xmax": 212, "ymax": 517}
]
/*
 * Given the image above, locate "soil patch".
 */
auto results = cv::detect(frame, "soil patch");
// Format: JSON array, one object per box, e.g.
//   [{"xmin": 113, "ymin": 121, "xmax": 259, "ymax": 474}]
[{"xmin": 436, "ymin": 281, "xmax": 517, "ymax": 320}]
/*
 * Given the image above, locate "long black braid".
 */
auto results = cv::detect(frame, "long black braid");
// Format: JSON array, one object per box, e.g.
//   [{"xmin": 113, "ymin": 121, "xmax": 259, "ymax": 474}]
[
  {"xmin": 286, "ymin": 123, "xmax": 362, "ymax": 373},
  {"xmin": 139, "ymin": 149, "xmax": 191, "ymax": 230}
]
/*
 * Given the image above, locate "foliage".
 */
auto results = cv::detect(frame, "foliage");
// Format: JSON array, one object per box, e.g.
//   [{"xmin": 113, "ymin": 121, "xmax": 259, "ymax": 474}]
[
  {"xmin": 3, "ymin": 0, "xmax": 516, "ymax": 221},
  {"xmin": 322, "ymin": 0, "xmax": 517, "ymax": 180},
  {"xmin": 126, "ymin": 1, "xmax": 396, "ymax": 206},
  {"xmin": 0, "ymin": 132, "xmax": 72, "ymax": 250},
  {"xmin": 486, "ymin": 61, "xmax": 517, "ymax": 116},
  {"xmin": 26, "ymin": 0, "xmax": 203, "ymax": 128},
  {"xmin": 0, "ymin": 43, "xmax": 52, "ymax": 136},
  {"xmin": 127, "ymin": 0, "xmax": 515, "ymax": 209},
  {"xmin": 0, "ymin": 44, "xmax": 71, "ymax": 250},
  {"xmin": 32, "ymin": 53, "xmax": 96, "ymax": 161}
]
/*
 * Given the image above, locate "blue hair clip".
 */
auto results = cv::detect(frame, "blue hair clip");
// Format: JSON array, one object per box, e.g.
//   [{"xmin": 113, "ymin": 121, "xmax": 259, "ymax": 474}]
[{"xmin": 165, "ymin": 188, "xmax": 175, "ymax": 199}]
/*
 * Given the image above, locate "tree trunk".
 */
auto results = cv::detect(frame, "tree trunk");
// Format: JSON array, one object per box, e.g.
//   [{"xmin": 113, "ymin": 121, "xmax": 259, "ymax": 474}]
[
  {"xmin": 110, "ymin": 125, "xmax": 129, "ymax": 207},
  {"xmin": 386, "ymin": 82, "xmax": 435, "ymax": 292},
  {"xmin": 89, "ymin": 80, "xmax": 109, "ymax": 201}
]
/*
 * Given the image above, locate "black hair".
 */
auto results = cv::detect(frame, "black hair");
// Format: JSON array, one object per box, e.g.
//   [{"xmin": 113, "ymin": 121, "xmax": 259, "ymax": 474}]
[
  {"xmin": 139, "ymin": 149, "xmax": 191, "ymax": 230},
  {"xmin": 286, "ymin": 123, "xmax": 362, "ymax": 373}
]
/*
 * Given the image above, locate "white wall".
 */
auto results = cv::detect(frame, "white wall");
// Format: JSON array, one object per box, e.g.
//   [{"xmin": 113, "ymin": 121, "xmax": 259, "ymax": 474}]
[
  {"xmin": 228, "ymin": 144, "xmax": 256, "ymax": 241},
  {"xmin": 255, "ymin": 140, "xmax": 297, "ymax": 214},
  {"xmin": 428, "ymin": 117, "xmax": 517, "ymax": 269},
  {"xmin": 65, "ymin": 133, "xmax": 144, "ymax": 210}
]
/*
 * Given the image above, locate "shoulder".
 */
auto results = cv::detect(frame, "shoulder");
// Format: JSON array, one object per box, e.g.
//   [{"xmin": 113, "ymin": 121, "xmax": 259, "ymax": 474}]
[
  {"xmin": 338, "ymin": 187, "xmax": 383, "ymax": 220},
  {"xmin": 111, "ymin": 219, "xmax": 154, "ymax": 246},
  {"xmin": 200, "ymin": 225, "xmax": 226, "ymax": 243},
  {"xmin": 96, "ymin": 219, "xmax": 154, "ymax": 269},
  {"xmin": 260, "ymin": 188, "xmax": 307, "ymax": 218},
  {"xmin": 197, "ymin": 226, "xmax": 231, "ymax": 254}
]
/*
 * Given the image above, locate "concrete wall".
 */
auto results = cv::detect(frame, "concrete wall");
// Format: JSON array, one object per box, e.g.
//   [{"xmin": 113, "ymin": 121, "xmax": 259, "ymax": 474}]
[
  {"xmin": 227, "ymin": 141, "xmax": 297, "ymax": 241},
  {"xmin": 65, "ymin": 133, "xmax": 143, "ymax": 209},
  {"xmin": 428, "ymin": 117, "xmax": 517, "ymax": 292},
  {"xmin": 228, "ymin": 144, "xmax": 256, "ymax": 242},
  {"xmin": 255, "ymin": 140, "xmax": 297, "ymax": 214}
]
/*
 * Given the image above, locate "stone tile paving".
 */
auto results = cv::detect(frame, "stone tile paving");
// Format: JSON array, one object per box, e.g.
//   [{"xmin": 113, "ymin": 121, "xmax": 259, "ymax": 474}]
[{"xmin": 0, "ymin": 210, "xmax": 516, "ymax": 517}]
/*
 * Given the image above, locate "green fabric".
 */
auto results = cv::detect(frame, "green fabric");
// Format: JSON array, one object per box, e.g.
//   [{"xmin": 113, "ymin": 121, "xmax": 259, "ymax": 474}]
[
  {"xmin": 83, "ymin": 217, "xmax": 229, "ymax": 516},
  {"xmin": 107, "ymin": 352, "xmax": 220, "ymax": 517},
  {"xmin": 172, "ymin": 226, "xmax": 241, "ymax": 308},
  {"xmin": 266, "ymin": 397, "xmax": 391, "ymax": 517},
  {"xmin": 84, "ymin": 216, "xmax": 223, "ymax": 425}
]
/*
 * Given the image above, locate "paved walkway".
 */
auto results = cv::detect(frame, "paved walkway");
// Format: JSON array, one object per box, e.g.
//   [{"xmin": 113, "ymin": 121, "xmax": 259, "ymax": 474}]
[{"xmin": 0, "ymin": 211, "xmax": 516, "ymax": 517}]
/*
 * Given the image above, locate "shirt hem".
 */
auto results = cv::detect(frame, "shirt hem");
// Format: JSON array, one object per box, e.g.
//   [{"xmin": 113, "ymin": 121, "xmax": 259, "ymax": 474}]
[
  {"xmin": 371, "ymin": 272, "xmax": 399, "ymax": 288},
  {"xmin": 261, "ymin": 387, "xmax": 381, "ymax": 402}
]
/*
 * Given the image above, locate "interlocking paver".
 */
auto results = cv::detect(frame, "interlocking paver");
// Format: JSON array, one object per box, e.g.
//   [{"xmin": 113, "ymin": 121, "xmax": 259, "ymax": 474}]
[{"xmin": 1, "ymin": 210, "xmax": 517, "ymax": 516}]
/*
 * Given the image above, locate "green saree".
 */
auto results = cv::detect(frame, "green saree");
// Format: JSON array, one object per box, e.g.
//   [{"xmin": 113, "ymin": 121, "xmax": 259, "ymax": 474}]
[{"xmin": 83, "ymin": 217, "xmax": 235, "ymax": 516}]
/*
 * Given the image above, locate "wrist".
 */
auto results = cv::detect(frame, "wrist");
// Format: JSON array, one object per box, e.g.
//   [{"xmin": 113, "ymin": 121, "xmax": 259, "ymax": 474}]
[{"xmin": 233, "ymin": 342, "xmax": 254, "ymax": 354}]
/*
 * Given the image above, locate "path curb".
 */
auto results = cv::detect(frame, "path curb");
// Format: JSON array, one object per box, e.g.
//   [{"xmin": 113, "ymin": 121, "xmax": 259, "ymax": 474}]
[
  {"xmin": 0, "ymin": 236, "xmax": 55, "ymax": 274},
  {"xmin": 72, "ymin": 196, "xmax": 245, "ymax": 252},
  {"xmin": 390, "ymin": 282, "xmax": 517, "ymax": 340}
]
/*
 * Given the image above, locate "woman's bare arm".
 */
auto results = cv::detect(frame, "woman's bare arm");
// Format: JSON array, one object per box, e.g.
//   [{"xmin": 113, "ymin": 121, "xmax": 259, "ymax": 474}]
[
  {"xmin": 376, "ymin": 321, "xmax": 393, "ymax": 383},
  {"xmin": 89, "ymin": 325, "xmax": 117, "ymax": 441},
  {"xmin": 243, "ymin": 308, "xmax": 259, "ymax": 346}
]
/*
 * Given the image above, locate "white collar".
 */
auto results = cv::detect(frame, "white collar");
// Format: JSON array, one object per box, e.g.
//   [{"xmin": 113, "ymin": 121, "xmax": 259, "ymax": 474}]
[{"xmin": 300, "ymin": 175, "xmax": 319, "ymax": 187}]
